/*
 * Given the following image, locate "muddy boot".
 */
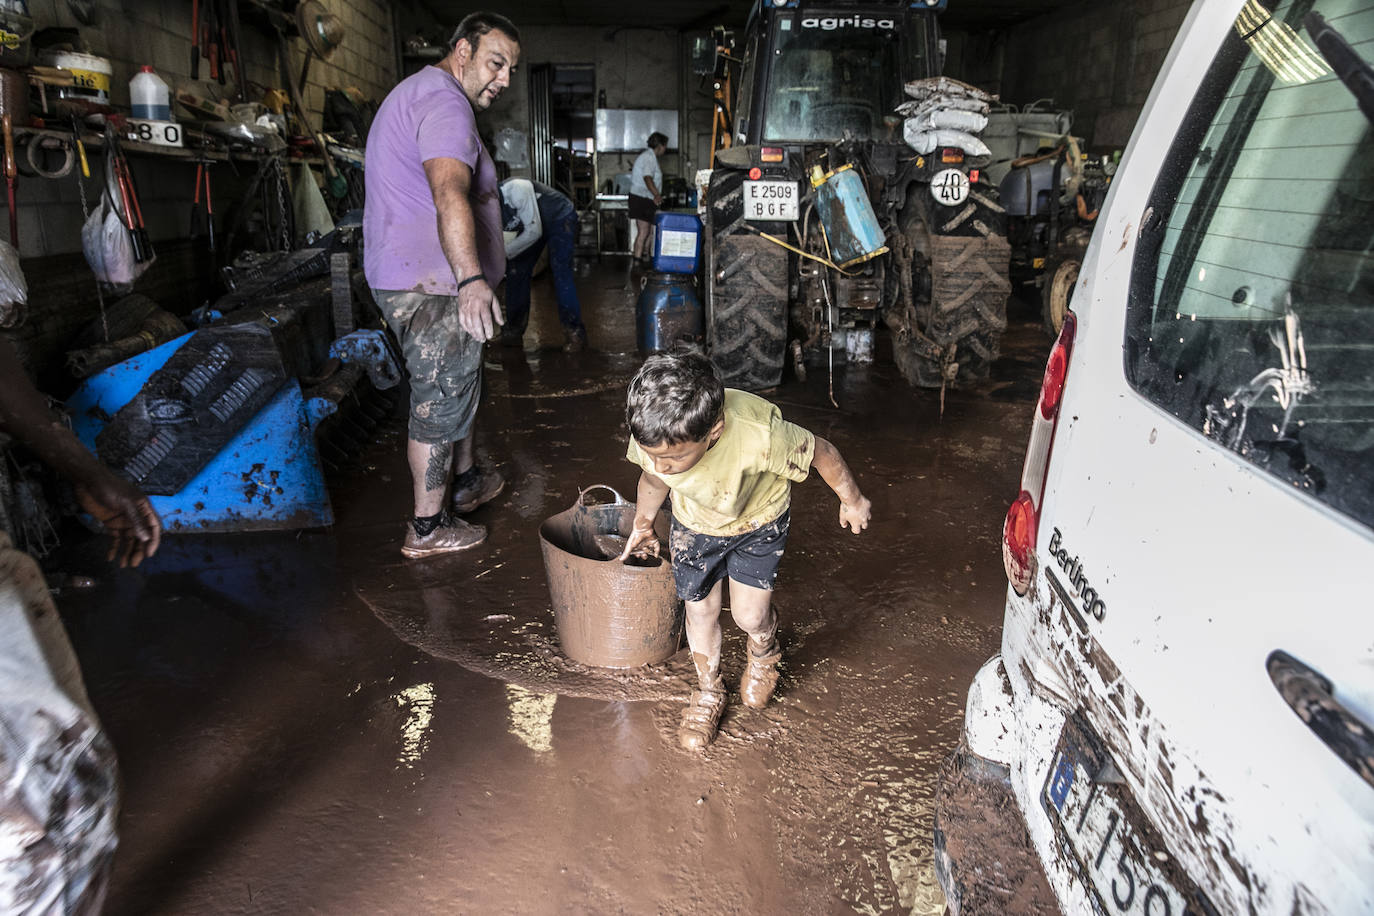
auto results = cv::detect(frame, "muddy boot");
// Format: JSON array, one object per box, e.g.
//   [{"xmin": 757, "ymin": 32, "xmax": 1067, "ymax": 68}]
[
  {"xmin": 677, "ymin": 678, "xmax": 726, "ymax": 751},
  {"xmin": 739, "ymin": 643, "xmax": 782, "ymax": 709},
  {"xmin": 450, "ymin": 465, "xmax": 505, "ymax": 515}
]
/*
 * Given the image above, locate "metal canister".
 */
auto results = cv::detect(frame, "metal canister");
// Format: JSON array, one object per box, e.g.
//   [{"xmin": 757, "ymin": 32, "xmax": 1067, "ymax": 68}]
[{"xmin": 811, "ymin": 163, "xmax": 889, "ymax": 269}]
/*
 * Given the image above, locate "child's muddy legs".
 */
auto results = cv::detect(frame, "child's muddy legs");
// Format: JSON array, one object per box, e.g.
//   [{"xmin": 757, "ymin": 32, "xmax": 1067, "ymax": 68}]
[
  {"xmin": 729, "ymin": 579, "xmax": 782, "ymax": 708},
  {"xmin": 684, "ymin": 579, "xmax": 725, "ymax": 688}
]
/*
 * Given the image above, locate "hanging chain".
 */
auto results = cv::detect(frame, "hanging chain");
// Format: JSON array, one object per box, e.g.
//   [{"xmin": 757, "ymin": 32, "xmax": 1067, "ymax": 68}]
[{"xmin": 273, "ymin": 157, "xmax": 291, "ymax": 251}]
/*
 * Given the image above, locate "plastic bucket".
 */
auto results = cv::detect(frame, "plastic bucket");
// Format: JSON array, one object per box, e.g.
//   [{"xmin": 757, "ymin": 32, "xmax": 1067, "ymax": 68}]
[
  {"xmin": 539, "ymin": 485, "xmax": 683, "ymax": 668},
  {"xmin": 39, "ymin": 50, "xmax": 111, "ymax": 103}
]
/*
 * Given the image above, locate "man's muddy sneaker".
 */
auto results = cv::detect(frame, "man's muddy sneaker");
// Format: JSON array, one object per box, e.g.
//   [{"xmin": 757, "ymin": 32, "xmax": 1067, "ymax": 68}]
[
  {"xmin": 677, "ymin": 679, "xmax": 726, "ymax": 751},
  {"xmin": 739, "ymin": 647, "xmax": 783, "ymax": 708},
  {"xmin": 401, "ymin": 514, "xmax": 487, "ymax": 558},
  {"xmin": 451, "ymin": 465, "xmax": 505, "ymax": 514},
  {"xmin": 563, "ymin": 327, "xmax": 587, "ymax": 353}
]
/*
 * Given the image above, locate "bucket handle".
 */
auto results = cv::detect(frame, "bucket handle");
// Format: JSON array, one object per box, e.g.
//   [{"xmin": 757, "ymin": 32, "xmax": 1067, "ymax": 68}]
[{"xmin": 577, "ymin": 484, "xmax": 629, "ymax": 507}]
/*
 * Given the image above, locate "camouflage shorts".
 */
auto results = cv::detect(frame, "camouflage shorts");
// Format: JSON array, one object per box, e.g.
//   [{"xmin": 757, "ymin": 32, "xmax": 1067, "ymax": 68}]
[{"xmin": 373, "ymin": 289, "xmax": 485, "ymax": 445}]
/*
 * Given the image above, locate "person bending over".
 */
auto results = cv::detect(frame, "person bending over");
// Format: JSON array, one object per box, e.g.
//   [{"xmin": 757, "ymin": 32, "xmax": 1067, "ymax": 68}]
[{"xmin": 498, "ymin": 177, "xmax": 588, "ymax": 353}]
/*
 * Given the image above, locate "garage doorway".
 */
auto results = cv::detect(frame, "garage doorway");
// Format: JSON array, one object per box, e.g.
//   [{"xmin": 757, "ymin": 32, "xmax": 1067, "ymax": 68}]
[{"xmin": 529, "ymin": 63, "xmax": 597, "ymax": 209}]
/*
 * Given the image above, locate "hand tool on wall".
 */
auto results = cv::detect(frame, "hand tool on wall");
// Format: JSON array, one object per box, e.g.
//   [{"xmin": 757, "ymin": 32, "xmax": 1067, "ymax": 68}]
[
  {"xmin": 191, "ymin": 159, "xmax": 214, "ymax": 252},
  {"xmin": 205, "ymin": 0, "xmax": 220, "ymax": 83},
  {"xmin": 225, "ymin": 0, "xmax": 246, "ymax": 102},
  {"xmin": 3, "ymin": 114, "xmax": 16, "ymax": 247},
  {"xmin": 191, "ymin": 0, "xmax": 201, "ymax": 80},
  {"xmin": 105, "ymin": 126, "xmax": 151, "ymax": 263},
  {"xmin": 70, "ymin": 115, "xmax": 89, "ymax": 178}
]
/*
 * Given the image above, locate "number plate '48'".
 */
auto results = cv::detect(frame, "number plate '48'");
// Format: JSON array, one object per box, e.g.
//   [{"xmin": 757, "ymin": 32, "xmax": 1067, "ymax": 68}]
[
  {"xmin": 743, "ymin": 180, "xmax": 798, "ymax": 221},
  {"xmin": 1042, "ymin": 718, "xmax": 1217, "ymax": 916}
]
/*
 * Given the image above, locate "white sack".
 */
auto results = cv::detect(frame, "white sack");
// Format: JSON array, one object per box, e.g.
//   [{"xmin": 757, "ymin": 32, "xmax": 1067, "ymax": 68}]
[{"xmin": 903, "ymin": 122, "xmax": 992, "ymax": 157}]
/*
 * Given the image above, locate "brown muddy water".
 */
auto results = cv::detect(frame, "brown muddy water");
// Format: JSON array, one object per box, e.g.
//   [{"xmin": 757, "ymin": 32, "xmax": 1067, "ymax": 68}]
[{"xmin": 53, "ymin": 260, "xmax": 1056, "ymax": 914}]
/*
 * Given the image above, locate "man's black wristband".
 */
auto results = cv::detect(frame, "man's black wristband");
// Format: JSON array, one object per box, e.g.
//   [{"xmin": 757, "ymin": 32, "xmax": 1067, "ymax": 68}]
[{"xmin": 456, "ymin": 274, "xmax": 485, "ymax": 293}]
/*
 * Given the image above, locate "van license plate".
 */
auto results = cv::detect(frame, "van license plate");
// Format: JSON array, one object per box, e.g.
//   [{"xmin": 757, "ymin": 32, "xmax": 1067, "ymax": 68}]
[
  {"xmin": 743, "ymin": 180, "xmax": 799, "ymax": 221},
  {"xmin": 1043, "ymin": 729, "xmax": 1193, "ymax": 916}
]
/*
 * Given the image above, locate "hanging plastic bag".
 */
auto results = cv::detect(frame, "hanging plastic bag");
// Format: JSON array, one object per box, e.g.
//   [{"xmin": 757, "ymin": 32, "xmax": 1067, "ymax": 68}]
[
  {"xmin": 81, "ymin": 193, "xmax": 147, "ymax": 292},
  {"xmin": 0, "ymin": 239, "xmax": 26, "ymax": 328}
]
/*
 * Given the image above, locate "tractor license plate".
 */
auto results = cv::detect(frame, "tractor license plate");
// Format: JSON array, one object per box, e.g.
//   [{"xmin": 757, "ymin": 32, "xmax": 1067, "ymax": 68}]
[
  {"xmin": 1042, "ymin": 724, "xmax": 1196, "ymax": 916},
  {"xmin": 743, "ymin": 180, "xmax": 799, "ymax": 221}
]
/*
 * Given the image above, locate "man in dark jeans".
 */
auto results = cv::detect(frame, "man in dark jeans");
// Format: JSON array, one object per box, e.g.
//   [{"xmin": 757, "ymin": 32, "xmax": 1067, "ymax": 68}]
[{"xmin": 498, "ymin": 177, "xmax": 588, "ymax": 352}]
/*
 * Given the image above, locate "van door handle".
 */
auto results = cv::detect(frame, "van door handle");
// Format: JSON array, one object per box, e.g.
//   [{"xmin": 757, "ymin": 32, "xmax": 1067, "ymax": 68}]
[{"xmin": 1267, "ymin": 650, "xmax": 1374, "ymax": 788}]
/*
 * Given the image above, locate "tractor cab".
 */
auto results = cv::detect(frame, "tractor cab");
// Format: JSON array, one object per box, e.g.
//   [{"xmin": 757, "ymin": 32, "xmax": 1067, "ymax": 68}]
[{"xmin": 731, "ymin": 2, "xmax": 943, "ymax": 147}]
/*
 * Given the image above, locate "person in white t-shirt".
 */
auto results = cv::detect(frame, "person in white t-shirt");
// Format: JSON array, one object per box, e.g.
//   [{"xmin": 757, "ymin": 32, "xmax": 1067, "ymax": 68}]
[{"xmin": 628, "ymin": 131, "xmax": 667, "ymax": 263}]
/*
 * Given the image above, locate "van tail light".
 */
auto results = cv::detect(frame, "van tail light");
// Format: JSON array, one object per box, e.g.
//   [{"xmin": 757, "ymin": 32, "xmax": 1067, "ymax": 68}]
[
  {"xmin": 760, "ymin": 147, "xmax": 785, "ymax": 163},
  {"xmin": 1003, "ymin": 312, "xmax": 1077, "ymax": 593}
]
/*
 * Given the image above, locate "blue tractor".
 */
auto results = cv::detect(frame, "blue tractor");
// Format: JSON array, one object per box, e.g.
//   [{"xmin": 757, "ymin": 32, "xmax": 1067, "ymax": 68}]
[{"xmin": 702, "ymin": 0, "xmax": 1011, "ymax": 390}]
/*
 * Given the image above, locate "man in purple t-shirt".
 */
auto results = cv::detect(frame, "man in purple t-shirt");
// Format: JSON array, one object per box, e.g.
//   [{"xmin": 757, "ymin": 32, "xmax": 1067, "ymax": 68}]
[{"xmin": 364, "ymin": 11, "xmax": 520, "ymax": 558}]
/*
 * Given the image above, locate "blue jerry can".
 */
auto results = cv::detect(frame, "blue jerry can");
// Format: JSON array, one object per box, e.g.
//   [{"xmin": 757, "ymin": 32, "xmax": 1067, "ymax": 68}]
[
  {"xmin": 652, "ymin": 211, "xmax": 702, "ymax": 274},
  {"xmin": 811, "ymin": 164, "xmax": 889, "ymax": 268},
  {"xmin": 636, "ymin": 272, "xmax": 704, "ymax": 354}
]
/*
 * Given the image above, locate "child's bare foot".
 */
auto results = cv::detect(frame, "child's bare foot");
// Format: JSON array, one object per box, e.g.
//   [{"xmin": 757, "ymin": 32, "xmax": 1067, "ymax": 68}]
[
  {"xmin": 677, "ymin": 679, "xmax": 726, "ymax": 750},
  {"xmin": 740, "ymin": 647, "xmax": 783, "ymax": 708}
]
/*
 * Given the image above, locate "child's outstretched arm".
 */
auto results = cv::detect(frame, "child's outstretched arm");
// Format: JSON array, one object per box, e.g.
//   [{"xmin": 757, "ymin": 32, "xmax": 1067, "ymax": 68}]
[
  {"xmin": 619, "ymin": 470, "xmax": 672, "ymax": 560},
  {"xmin": 811, "ymin": 436, "xmax": 872, "ymax": 534}
]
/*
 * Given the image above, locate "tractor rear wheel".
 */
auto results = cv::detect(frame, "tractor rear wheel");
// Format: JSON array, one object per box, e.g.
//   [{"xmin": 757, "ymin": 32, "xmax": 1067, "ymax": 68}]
[
  {"xmin": 704, "ymin": 169, "xmax": 789, "ymax": 390},
  {"xmin": 891, "ymin": 193, "xmax": 1011, "ymax": 387}
]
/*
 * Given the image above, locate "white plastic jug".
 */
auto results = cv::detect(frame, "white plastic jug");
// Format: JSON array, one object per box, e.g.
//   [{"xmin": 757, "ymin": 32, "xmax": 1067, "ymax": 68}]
[{"xmin": 129, "ymin": 66, "xmax": 170, "ymax": 121}]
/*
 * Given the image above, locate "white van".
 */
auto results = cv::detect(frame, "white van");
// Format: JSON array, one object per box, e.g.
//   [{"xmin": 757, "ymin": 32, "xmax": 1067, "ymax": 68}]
[{"xmin": 936, "ymin": 0, "xmax": 1374, "ymax": 913}]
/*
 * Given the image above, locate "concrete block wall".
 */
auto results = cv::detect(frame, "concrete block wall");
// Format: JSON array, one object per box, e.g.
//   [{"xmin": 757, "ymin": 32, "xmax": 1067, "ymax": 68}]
[{"xmin": 992, "ymin": 0, "xmax": 1192, "ymax": 149}]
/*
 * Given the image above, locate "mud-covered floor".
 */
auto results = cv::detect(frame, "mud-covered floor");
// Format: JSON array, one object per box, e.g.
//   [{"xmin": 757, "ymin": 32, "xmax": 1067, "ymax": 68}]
[{"xmin": 55, "ymin": 257, "xmax": 1057, "ymax": 915}]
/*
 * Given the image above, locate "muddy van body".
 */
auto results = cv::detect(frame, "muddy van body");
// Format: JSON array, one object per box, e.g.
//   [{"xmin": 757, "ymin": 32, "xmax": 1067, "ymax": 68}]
[{"xmin": 935, "ymin": 0, "xmax": 1374, "ymax": 913}]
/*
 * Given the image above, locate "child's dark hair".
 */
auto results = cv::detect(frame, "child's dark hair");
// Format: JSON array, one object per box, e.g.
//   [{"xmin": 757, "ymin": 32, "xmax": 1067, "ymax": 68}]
[{"xmin": 626, "ymin": 349, "xmax": 724, "ymax": 446}]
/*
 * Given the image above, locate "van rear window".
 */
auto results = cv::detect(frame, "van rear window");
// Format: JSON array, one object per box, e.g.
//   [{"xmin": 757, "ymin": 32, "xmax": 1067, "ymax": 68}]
[{"xmin": 1127, "ymin": 0, "xmax": 1374, "ymax": 530}]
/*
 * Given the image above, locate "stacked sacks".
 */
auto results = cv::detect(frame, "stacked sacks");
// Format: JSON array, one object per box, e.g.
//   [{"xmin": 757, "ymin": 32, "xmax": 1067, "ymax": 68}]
[{"xmin": 899, "ymin": 76, "xmax": 995, "ymax": 158}]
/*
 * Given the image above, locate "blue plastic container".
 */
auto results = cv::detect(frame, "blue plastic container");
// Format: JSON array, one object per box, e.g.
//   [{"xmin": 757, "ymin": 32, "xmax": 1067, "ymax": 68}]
[
  {"xmin": 652, "ymin": 211, "xmax": 702, "ymax": 274},
  {"xmin": 811, "ymin": 164, "xmax": 888, "ymax": 268},
  {"xmin": 636, "ymin": 272, "xmax": 704, "ymax": 354}
]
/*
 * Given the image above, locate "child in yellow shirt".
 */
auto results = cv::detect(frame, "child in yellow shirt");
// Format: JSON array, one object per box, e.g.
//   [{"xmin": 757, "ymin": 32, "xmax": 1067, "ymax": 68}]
[{"xmin": 620, "ymin": 350, "xmax": 871, "ymax": 750}]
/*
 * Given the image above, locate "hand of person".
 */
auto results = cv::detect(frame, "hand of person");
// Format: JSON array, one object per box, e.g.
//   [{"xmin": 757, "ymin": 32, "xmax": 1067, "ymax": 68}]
[
  {"xmin": 838, "ymin": 495, "xmax": 871, "ymax": 534},
  {"xmin": 618, "ymin": 520, "xmax": 661, "ymax": 562},
  {"xmin": 74, "ymin": 469, "xmax": 162, "ymax": 567},
  {"xmin": 653, "ymin": 194, "xmax": 663, "ymax": 206},
  {"xmin": 458, "ymin": 279, "xmax": 505, "ymax": 342}
]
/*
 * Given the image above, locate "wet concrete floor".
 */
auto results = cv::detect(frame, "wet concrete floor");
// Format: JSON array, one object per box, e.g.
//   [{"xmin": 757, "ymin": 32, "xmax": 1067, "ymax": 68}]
[{"xmin": 56, "ymin": 257, "xmax": 1056, "ymax": 915}]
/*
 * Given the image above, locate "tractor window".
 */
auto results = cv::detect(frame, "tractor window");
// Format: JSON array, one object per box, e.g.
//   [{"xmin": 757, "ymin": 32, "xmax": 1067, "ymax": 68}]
[
  {"xmin": 760, "ymin": 12, "xmax": 927, "ymax": 142},
  {"xmin": 1127, "ymin": 0, "xmax": 1374, "ymax": 530}
]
